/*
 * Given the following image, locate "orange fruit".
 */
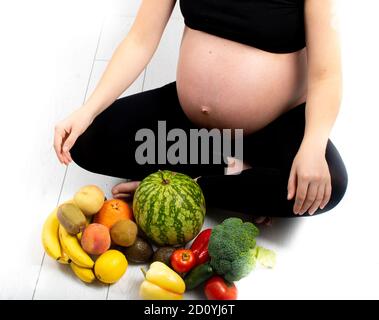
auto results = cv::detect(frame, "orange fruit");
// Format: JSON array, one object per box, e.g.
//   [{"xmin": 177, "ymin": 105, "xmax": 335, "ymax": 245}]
[{"xmin": 94, "ymin": 199, "xmax": 133, "ymax": 229}]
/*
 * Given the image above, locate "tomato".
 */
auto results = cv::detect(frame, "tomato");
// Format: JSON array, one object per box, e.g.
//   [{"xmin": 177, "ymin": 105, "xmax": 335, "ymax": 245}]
[
  {"xmin": 170, "ymin": 249, "xmax": 196, "ymax": 273},
  {"xmin": 204, "ymin": 276, "xmax": 237, "ymax": 300}
]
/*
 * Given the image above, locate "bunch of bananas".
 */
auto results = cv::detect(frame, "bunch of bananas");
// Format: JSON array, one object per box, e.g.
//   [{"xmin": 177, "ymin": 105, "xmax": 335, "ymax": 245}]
[{"xmin": 41, "ymin": 200, "xmax": 96, "ymax": 283}]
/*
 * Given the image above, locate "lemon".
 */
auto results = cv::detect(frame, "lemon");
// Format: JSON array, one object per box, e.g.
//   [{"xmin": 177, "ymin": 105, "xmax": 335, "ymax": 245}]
[{"xmin": 94, "ymin": 250, "xmax": 128, "ymax": 284}]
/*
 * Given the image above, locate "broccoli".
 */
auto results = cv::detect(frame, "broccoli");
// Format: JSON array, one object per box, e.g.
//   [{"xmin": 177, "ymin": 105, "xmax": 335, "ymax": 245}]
[{"xmin": 208, "ymin": 217, "xmax": 260, "ymax": 282}]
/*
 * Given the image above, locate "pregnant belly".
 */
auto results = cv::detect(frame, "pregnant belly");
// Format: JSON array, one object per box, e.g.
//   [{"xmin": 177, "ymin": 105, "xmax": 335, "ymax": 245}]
[{"xmin": 176, "ymin": 28, "xmax": 308, "ymax": 134}]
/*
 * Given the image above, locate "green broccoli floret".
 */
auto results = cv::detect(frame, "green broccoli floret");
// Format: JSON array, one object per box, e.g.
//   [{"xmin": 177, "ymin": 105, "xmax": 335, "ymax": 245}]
[{"xmin": 208, "ymin": 217, "xmax": 260, "ymax": 282}]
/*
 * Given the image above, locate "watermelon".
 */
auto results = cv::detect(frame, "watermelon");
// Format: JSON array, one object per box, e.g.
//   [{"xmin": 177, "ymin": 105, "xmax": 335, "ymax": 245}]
[{"xmin": 133, "ymin": 170, "xmax": 206, "ymax": 246}]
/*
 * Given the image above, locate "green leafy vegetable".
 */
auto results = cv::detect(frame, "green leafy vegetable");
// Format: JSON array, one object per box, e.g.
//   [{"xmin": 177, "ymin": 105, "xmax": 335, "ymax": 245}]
[
  {"xmin": 254, "ymin": 246, "xmax": 276, "ymax": 269},
  {"xmin": 208, "ymin": 218, "xmax": 259, "ymax": 282}
]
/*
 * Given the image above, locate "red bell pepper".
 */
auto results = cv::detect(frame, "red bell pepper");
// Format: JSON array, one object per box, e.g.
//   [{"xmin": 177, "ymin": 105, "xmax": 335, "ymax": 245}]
[
  {"xmin": 204, "ymin": 276, "xmax": 237, "ymax": 300},
  {"xmin": 190, "ymin": 228, "xmax": 212, "ymax": 265}
]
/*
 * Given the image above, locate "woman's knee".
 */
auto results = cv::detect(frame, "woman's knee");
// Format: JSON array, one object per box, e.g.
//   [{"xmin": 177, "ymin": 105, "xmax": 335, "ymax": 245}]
[
  {"xmin": 70, "ymin": 130, "xmax": 98, "ymax": 173},
  {"xmin": 327, "ymin": 171, "xmax": 348, "ymax": 212},
  {"xmin": 317, "ymin": 151, "xmax": 348, "ymax": 215},
  {"xmin": 69, "ymin": 108, "xmax": 111, "ymax": 173}
]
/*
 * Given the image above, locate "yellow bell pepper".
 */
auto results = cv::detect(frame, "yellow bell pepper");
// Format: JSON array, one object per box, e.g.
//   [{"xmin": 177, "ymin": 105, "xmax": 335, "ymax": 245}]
[{"xmin": 140, "ymin": 262, "xmax": 186, "ymax": 300}]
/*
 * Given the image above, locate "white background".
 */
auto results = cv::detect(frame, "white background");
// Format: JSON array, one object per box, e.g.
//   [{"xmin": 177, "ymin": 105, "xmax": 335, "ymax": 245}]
[{"xmin": 0, "ymin": 0, "xmax": 378, "ymax": 300}]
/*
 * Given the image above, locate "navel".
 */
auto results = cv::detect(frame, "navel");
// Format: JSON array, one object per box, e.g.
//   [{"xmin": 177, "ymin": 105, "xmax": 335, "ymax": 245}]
[{"xmin": 201, "ymin": 106, "xmax": 210, "ymax": 115}]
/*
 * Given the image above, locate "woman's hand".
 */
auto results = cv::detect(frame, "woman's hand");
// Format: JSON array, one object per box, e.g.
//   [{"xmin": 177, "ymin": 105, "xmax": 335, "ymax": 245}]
[
  {"xmin": 287, "ymin": 142, "xmax": 332, "ymax": 215},
  {"xmin": 54, "ymin": 106, "xmax": 95, "ymax": 165}
]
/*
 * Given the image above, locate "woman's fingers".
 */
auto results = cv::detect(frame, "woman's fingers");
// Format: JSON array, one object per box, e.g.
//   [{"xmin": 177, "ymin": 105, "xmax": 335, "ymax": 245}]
[
  {"xmin": 308, "ymin": 184, "xmax": 325, "ymax": 215},
  {"xmin": 54, "ymin": 127, "xmax": 66, "ymax": 164},
  {"xmin": 299, "ymin": 182, "xmax": 318, "ymax": 215},
  {"xmin": 320, "ymin": 182, "xmax": 332, "ymax": 209},
  {"xmin": 54, "ymin": 135, "xmax": 63, "ymax": 164},
  {"xmin": 113, "ymin": 193, "xmax": 134, "ymax": 200},
  {"xmin": 64, "ymin": 150, "xmax": 73, "ymax": 164},
  {"xmin": 287, "ymin": 166, "xmax": 297, "ymax": 200},
  {"xmin": 293, "ymin": 178, "xmax": 309, "ymax": 215},
  {"xmin": 62, "ymin": 130, "xmax": 79, "ymax": 164},
  {"xmin": 112, "ymin": 181, "xmax": 141, "ymax": 197},
  {"xmin": 54, "ymin": 125, "xmax": 77, "ymax": 165}
]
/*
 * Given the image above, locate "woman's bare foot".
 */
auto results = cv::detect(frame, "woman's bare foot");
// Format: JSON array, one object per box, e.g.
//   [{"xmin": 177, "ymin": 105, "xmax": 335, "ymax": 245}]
[
  {"xmin": 253, "ymin": 216, "xmax": 273, "ymax": 226},
  {"xmin": 112, "ymin": 181, "xmax": 141, "ymax": 199},
  {"xmin": 225, "ymin": 157, "xmax": 252, "ymax": 175}
]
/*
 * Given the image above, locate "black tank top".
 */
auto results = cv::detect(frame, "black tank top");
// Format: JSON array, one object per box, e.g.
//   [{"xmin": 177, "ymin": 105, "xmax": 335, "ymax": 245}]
[{"xmin": 179, "ymin": 0, "xmax": 305, "ymax": 53}]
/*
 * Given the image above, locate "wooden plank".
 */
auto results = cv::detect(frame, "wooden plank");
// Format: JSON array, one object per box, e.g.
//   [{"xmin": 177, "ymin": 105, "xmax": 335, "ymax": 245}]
[
  {"xmin": 96, "ymin": 2, "xmax": 184, "ymax": 62},
  {"xmin": 87, "ymin": 60, "xmax": 145, "ymax": 99},
  {"xmin": 0, "ymin": 0, "xmax": 105, "ymax": 300},
  {"xmin": 34, "ymin": 163, "xmax": 123, "ymax": 300},
  {"xmin": 104, "ymin": 0, "xmax": 142, "ymax": 16},
  {"xmin": 96, "ymin": 15, "xmax": 135, "ymax": 61},
  {"xmin": 33, "ymin": 58, "xmax": 145, "ymax": 299},
  {"xmin": 172, "ymin": 0, "xmax": 183, "ymax": 19},
  {"xmin": 143, "ymin": 18, "xmax": 184, "ymax": 90},
  {"xmin": 32, "ymin": 6, "xmax": 106, "ymax": 300},
  {"xmin": 103, "ymin": 0, "xmax": 182, "ymax": 18}
]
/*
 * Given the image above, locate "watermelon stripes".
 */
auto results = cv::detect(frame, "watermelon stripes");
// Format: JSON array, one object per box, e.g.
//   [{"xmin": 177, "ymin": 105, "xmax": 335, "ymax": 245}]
[{"xmin": 133, "ymin": 170, "xmax": 206, "ymax": 246}]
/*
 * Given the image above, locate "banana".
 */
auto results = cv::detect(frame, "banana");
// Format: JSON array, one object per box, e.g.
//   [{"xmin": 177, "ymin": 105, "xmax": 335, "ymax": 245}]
[
  {"xmin": 70, "ymin": 262, "xmax": 95, "ymax": 283},
  {"xmin": 41, "ymin": 207, "xmax": 62, "ymax": 261},
  {"xmin": 41, "ymin": 199, "xmax": 76, "ymax": 261},
  {"xmin": 57, "ymin": 247, "xmax": 71, "ymax": 264},
  {"xmin": 58, "ymin": 224, "xmax": 94, "ymax": 268}
]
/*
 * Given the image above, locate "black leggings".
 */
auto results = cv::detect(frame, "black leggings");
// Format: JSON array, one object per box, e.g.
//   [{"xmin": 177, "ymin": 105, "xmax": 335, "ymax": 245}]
[{"xmin": 71, "ymin": 82, "xmax": 348, "ymax": 217}]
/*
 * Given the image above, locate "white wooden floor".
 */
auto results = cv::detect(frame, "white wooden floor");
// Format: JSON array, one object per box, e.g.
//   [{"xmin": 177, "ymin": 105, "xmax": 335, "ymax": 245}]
[{"xmin": 0, "ymin": 0, "xmax": 379, "ymax": 300}]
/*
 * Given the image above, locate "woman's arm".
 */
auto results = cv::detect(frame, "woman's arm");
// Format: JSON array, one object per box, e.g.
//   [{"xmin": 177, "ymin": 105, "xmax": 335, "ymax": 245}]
[
  {"xmin": 302, "ymin": 0, "xmax": 342, "ymax": 149},
  {"xmin": 84, "ymin": 0, "xmax": 177, "ymax": 117},
  {"xmin": 287, "ymin": 0, "xmax": 342, "ymax": 215},
  {"xmin": 54, "ymin": 0, "xmax": 177, "ymax": 164}
]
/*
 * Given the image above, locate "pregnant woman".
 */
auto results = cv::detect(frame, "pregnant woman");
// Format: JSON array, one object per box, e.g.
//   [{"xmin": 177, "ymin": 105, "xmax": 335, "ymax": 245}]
[{"xmin": 54, "ymin": 0, "xmax": 348, "ymax": 219}]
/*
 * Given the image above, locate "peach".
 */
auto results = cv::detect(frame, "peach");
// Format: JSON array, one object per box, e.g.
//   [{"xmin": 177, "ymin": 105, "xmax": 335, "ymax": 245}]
[
  {"xmin": 74, "ymin": 185, "xmax": 105, "ymax": 216},
  {"xmin": 81, "ymin": 223, "xmax": 111, "ymax": 255}
]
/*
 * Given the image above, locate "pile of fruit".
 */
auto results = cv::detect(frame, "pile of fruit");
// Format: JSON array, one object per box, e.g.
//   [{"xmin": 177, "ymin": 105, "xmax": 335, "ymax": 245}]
[
  {"xmin": 41, "ymin": 170, "xmax": 275, "ymax": 300},
  {"xmin": 42, "ymin": 185, "xmax": 133, "ymax": 284}
]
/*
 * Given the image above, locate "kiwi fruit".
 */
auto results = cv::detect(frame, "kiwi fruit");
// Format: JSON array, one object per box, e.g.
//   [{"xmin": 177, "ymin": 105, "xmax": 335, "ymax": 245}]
[
  {"xmin": 110, "ymin": 220, "xmax": 138, "ymax": 247},
  {"xmin": 57, "ymin": 203, "xmax": 86, "ymax": 235}
]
